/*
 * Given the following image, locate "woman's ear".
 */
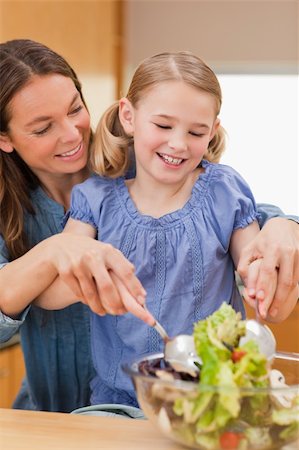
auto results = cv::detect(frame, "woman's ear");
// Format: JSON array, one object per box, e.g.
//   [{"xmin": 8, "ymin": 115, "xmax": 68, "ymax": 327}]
[
  {"xmin": 0, "ymin": 134, "xmax": 14, "ymax": 153},
  {"xmin": 118, "ymin": 98, "xmax": 135, "ymax": 136}
]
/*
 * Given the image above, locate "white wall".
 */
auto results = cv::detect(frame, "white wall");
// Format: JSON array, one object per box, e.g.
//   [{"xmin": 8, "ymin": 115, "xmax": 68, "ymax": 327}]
[{"xmin": 219, "ymin": 74, "xmax": 298, "ymax": 214}]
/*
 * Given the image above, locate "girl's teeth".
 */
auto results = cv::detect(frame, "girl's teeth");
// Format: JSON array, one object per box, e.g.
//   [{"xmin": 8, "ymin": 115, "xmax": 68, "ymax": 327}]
[{"xmin": 160, "ymin": 153, "xmax": 183, "ymax": 165}]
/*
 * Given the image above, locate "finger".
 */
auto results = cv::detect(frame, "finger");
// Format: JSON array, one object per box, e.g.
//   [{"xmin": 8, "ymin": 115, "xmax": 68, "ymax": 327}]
[
  {"xmin": 105, "ymin": 247, "xmax": 146, "ymax": 302},
  {"xmin": 110, "ymin": 273, "xmax": 155, "ymax": 326},
  {"xmin": 242, "ymin": 288, "xmax": 257, "ymax": 310},
  {"xmin": 257, "ymin": 271, "xmax": 277, "ymax": 319},
  {"xmin": 269, "ymin": 249, "xmax": 297, "ymax": 313},
  {"xmin": 92, "ymin": 266, "xmax": 127, "ymax": 315},
  {"xmin": 237, "ymin": 242, "xmax": 260, "ymax": 281},
  {"xmin": 60, "ymin": 266, "xmax": 85, "ymax": 300},
  {"xmin": 76, "ymin": 272, "xmax": 108, "ymax": 316},
  {"xmin": 238, "ymin": 258, "xmax": 260, "ymax": 298}
]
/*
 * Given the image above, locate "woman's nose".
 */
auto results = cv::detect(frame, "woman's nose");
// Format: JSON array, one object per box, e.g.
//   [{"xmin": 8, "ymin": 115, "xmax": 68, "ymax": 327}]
[{"xmin": 60, "ymin": 119, "xmax": 80, "ymax": 143}]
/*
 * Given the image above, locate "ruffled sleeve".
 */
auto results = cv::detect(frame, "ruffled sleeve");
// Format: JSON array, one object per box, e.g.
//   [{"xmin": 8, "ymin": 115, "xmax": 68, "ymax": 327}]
[
  {"xmin": 64, "ymin": 180, "xmax": 98, "ymax": 229},
  {"xmin": 198, "ymin": 161, "xmax": 260, "ymax": 246}
]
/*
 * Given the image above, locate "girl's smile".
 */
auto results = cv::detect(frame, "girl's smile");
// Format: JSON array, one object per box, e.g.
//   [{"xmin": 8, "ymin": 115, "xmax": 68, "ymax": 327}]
[{"xmin": 120, "ymin": 81, "xmax": 219, "ymax": 190}]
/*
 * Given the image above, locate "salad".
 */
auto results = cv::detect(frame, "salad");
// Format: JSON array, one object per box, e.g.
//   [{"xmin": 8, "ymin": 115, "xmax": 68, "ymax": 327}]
[{"xmin": 137, "ymin": 303, "xmax": 299, "ymax": 450}]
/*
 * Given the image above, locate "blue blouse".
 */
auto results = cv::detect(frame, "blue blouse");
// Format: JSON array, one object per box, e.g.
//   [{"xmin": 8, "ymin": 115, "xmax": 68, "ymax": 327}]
[
  {"xmin": 0, "ymin": 167, "xmax": 297, "ymax": 412},
  {"xmin": 67, "ymin": 160, "xmax": 259, "ymax": 407},
  {"xmin": 0, "ymin": 187, "xmax": 94, "ymax": 412}
]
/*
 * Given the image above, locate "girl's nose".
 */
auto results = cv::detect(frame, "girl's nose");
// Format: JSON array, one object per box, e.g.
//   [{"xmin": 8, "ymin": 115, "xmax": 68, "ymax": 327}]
[{"xmin": 168, "ymin": 132, "xmax": 187, "ymax": 151}]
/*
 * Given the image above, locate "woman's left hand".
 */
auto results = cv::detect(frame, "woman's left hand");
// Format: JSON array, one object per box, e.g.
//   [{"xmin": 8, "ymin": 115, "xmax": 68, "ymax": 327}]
[{"xmin": 238, "ymin": 218, "xmax": 299, "ymax": 319}]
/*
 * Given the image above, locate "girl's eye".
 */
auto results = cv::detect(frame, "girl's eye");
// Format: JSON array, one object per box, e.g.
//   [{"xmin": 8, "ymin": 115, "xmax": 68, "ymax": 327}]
[
  {"xmin": 190, "ymin": 131, "xmax": 205, "ymax": 137},
  {"xmin": 33, "ymin": 124, "xmax": 51, "ymax": 136},
  {"xmin": 154, "ymin": 123, "xmax": 171, "ymax": 130},
  {"xmin": 70, "ymin": 105, "xmax": 84, "ymax": 115}
]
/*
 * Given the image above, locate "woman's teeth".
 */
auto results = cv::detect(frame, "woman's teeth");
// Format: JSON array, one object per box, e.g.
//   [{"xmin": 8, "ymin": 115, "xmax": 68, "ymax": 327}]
[
  {"xmin": 159, "ymin": 153, "xmax": 183, "ymax": 165},
  {"xmin": 60, "ymin": 143, "xmax": 81, "ymax": 157}
]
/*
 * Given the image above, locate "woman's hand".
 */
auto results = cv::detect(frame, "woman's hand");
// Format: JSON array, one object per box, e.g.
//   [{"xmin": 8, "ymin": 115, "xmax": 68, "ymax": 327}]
[
  {"xmin": 238, "ymin": 218, "xmax": 299, "ymax": 320},
  {"xmin": 38, "ymin": 233, "xmax": 155, "ymax": 326}
]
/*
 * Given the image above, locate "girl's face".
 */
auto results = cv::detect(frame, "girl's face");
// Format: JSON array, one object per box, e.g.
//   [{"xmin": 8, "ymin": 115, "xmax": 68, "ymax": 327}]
[
  {"xmin": 0, "ymin": 74, "xmax": 91, "ymax": 183},
  {"xmin": 119, "ymin": 81, "xmax": 219, "ymax": 187}
]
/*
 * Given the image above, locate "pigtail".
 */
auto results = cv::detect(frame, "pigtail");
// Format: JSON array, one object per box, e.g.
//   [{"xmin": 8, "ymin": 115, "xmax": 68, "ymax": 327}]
[
  {"xmin": 90, "ymin": 101, "xmax": 132, "ymax": 178},
  {"xmin": 204, "ymin": 124, "xmax": 226, "ymax": 163}
]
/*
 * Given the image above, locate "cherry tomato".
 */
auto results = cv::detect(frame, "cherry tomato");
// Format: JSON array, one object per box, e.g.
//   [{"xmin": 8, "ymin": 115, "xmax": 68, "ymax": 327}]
[
  {"xmin": 231, "ymin": 350, "xmax": 247, "ymax": 363},
  {"xmin": 220, "ymin": 431, "xmax": 243, "ymax": 449}
]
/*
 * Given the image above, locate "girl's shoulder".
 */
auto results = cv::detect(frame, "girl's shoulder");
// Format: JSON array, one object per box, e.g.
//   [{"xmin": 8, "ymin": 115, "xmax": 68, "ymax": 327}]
[
  {"xmin": 199, "ymin": 160, "xmax": 252, "ymax": 195},
  {"xmin": 78, "ymin": 174, "xmax": 115, "ymax": 190}
]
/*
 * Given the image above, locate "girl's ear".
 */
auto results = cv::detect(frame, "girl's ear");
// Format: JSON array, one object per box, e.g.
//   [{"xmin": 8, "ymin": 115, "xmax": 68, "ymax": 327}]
[
  {"xmin": 0, "ymin": 134, "xmax": 14, "ymax": 153},
  {"xmin": 209, "ymin": 118, "xmax": 220, "ymax": 142},
  {"xmin": 118, "ymin": 98, "xmax": 135, "ymax": 136}
]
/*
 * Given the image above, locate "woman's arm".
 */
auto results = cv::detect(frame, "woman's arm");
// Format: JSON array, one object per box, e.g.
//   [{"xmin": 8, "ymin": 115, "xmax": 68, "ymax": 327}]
[
  {"xmin": 0, "ymin": 231, "xmax": 154, "ymax": 325},
  {"xmin": 238, "ymin": 218, "xmax": 299, "ymax": 319}
]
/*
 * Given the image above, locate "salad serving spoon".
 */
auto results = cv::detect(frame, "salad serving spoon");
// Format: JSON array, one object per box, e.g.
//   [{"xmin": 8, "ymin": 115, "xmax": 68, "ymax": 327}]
[
  {"xmin": 150, "ymin": 316, "xmax": 201, "ymax": 377},
  {"xmin": 146, "ymin": 299, "xmax": 276, "ymax": 377},
  {"xmin": 240, "ymin": 299, "xmax": 276, "ymax": 360}
]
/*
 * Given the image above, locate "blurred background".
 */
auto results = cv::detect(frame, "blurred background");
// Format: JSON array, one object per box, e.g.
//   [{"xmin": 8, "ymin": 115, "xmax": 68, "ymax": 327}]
[
  {"xmin": 0, "ymin": 0, "xmax": 297, "ymax": 214},
  {"xmin": 0, "ymin": 0, "xmax": 298, "ymax": 408}
]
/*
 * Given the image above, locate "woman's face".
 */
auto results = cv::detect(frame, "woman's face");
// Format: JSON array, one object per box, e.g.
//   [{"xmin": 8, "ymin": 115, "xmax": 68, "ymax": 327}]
[{"xmin": 1, "ymin": 74, "xmax": 91, "ymax": 182}]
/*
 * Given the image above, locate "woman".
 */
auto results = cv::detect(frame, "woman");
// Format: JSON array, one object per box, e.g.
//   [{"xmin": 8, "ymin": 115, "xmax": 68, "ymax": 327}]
[{"xmin": 0, "ymin": 39, "xmax": 298, "ymax": 412}]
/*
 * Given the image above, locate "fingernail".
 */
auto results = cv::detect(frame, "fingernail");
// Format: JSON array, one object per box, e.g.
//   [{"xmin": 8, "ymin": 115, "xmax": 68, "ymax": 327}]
[
  {"xmin": 270, "ymin": 307, "xmax": 278, "ymax": 318},
  {"xmin": 256, "ymin": 290, "xmax": 265, "ymax": 300},
  {"xmin": 137, "ymin": 295, "xmax": 145, "ymax": 305},
  {"xmin": 248, "ymin": 288, "xmax": 255, "ymax": 297}
]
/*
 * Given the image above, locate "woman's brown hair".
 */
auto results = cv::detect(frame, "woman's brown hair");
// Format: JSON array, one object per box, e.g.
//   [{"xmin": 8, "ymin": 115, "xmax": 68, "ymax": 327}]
[
  {"xmin": 91, "ymin": 51, "xmax": 226, "ymax": 178},
  {"xmin": 0, "ymin": 39, "xmax": 89, "ymax": 260}
]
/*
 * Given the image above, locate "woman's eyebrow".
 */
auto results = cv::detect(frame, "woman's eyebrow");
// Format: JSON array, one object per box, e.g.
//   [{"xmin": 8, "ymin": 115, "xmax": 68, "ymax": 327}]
[{"xmin": 25, "ymin": 93, "xmax": 80, "ymax": 128}]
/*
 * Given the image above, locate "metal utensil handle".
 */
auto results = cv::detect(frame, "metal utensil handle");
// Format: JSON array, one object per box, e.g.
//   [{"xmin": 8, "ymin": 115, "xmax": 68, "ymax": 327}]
[
  {"xmin": 143, "ymin": 304, "xmax": 169, "ymax": 342},
  {"xmin": 153, "ymin": 321, "xmax": 170, "ymax": 343}
]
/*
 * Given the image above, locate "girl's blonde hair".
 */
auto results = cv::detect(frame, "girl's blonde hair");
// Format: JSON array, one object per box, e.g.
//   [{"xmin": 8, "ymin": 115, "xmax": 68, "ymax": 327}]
[{"xmin": 91, "ymin": 51, "xmax": 226, "ymax": 178}]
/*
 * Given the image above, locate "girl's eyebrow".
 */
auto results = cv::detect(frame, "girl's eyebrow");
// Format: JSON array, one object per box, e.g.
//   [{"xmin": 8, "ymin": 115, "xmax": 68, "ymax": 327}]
[
  {"xmin": 152, "ymin": 114, "xmax": 210, "ymax": 129},
  {"xmin": 25, "ymin": 93, "xmax": 80, "ymax": 128}
]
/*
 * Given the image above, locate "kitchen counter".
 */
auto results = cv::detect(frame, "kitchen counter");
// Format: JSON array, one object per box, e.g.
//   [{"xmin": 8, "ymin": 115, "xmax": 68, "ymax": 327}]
[{"xmin": 0, "ymin": 408, "xmax": 182, "ymax": 449}]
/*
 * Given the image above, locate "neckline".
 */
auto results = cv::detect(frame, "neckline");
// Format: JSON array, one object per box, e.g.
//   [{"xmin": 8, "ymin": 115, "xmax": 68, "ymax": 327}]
[{"xmin": 116, "ymin": 159, "xmax": 213, "ymax": 227}]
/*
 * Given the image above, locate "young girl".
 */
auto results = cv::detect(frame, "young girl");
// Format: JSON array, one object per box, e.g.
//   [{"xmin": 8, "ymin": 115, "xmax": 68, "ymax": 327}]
[{"xmin": 55, "ymin": 51, "xmax": 298, "ymax": 408}]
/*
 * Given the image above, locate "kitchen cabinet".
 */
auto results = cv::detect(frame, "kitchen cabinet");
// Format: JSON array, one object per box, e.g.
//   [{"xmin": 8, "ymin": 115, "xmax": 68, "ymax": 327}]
[
  {"xmin": 0, "ymin": 342, "xmax": 25, "ymax": 408},
  {"xmin": 245, "ymin": 301, "xmax": 299, "ymax": 353}
]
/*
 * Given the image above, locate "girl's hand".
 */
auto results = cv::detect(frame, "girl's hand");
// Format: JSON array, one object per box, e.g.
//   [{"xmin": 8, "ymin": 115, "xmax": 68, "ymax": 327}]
[
  {"xmin": 238, "ymin": 218, "xmax": 299, "ymax": 319},
  {"xmin": 242, "ymin": 259, "xmax": 277, "ymax": 319},
  {"xmin": 241, "ymin": 258, "xmax": 298, "ymax": 322}
]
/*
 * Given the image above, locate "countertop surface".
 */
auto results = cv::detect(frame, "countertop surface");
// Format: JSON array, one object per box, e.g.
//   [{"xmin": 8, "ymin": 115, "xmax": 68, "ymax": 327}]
[
  {"xmin": 0, "ymin": 334, "xmax": 20, "ymax": 350},
  {"xmin": 0, "ymin": 408, "xmax": 183, "ymax": 449}
]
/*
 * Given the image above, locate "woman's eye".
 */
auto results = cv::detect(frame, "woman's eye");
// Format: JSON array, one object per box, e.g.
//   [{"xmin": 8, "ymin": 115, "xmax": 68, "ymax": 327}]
[
  {"xmin": 70, "ymin": 105, "xmax": 83, "ymax": 115},
  {"xmin": 33, "ymin": 125, "xmax": 51, "ymax": 136}
]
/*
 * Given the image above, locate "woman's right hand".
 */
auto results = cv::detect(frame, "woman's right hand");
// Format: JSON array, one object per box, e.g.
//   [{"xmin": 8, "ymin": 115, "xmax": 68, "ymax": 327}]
[{"xmin": 46, "ymin": 233, "xmax": 154, "ymax": 324}]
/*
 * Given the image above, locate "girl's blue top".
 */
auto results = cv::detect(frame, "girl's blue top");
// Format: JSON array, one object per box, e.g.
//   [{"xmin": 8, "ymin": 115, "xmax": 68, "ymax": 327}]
[
  {"xmin": 0, "ymin": 160, "xmax": 297, "ymax": 412},
  {"xmin": 67, "ymin": 160, "xmax": 259, "ymax": 407},
  {"xmin": 0, "ymin": 187, "xmax": 93, "ymax": 412}
]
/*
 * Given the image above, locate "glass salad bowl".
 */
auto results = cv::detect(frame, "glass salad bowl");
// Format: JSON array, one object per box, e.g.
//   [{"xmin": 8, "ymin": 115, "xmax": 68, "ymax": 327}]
[{"xmin": 125, "ymin": 351, "xmax": 299, "ymax": 450}]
